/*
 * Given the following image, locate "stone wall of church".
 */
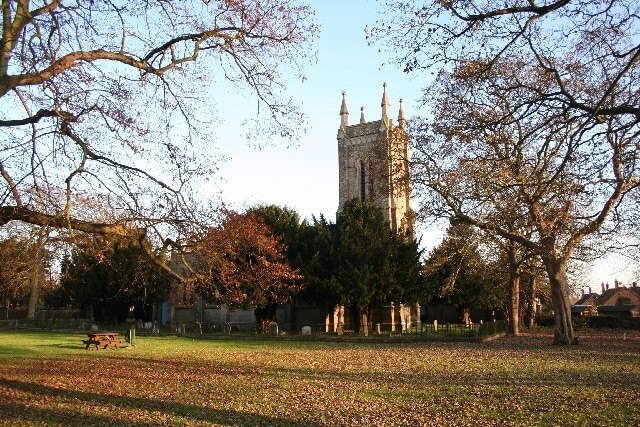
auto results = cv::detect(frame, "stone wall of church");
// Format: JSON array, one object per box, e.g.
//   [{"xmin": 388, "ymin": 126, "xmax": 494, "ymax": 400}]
[
  {"xmin": 337, "ymin": 121, "xmax": 387, "ymax": 213},
  {"xmin": 336, "ymin": 85, "xmax": 413, "ymax": 236}
]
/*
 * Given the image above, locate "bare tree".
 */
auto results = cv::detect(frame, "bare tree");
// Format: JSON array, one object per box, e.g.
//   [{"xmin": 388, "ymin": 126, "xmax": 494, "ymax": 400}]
[
  {"xmin": 408, "ymin": 57, "xmax": 639, "ymax": 344},
  {"xmin": 373, "ymin": 1, "xmax": 640, "ymax": 344},
  {"xmin": 0, "ymin": 1, "xmax": 318, "ymax": 251},
  {"xmin": 0, "ymin": 229, "xmax": 52, "ymax": 314}
]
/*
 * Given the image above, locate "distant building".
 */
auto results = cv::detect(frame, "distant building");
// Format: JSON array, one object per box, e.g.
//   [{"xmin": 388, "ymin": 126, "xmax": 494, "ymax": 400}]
[
  {"xmin": 572, "ymin": 292, "xmax": 599, "ymax": 317},
  {"xmin": 572, "ymin": 282, "xmax": 640, "ymax": 320},
  {"xmin": 337, "ymin": 83, "xmax": 414, "ymax": 237},
  {"xmin": 597, "ymin": 283, "xmax": 640, "ymax": 306}
]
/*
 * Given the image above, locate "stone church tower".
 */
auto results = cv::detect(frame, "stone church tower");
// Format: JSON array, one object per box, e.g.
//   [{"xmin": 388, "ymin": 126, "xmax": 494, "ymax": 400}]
[{"xmin": 337, "ymin": 83, "xmax": 413, "ymax": 237}]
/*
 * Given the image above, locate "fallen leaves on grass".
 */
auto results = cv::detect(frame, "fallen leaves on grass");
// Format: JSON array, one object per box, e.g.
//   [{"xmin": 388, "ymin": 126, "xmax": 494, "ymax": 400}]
[{"xmin": 0, "ymin": 331, "xmax": 638, "ymax": 426}]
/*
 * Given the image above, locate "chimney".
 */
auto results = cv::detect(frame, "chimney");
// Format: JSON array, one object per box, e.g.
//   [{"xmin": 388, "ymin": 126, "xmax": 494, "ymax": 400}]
[
  {"xmin": 634, "ymin": 282, "xmax": 638, "ymax": 288},
  {"xmin": 588, "ymin": 287, "xmax": 592, "ymax": 294},
  {"xmin": 581, "ymin": 288, "xmax": 585, "ymax": 297},
  {"xmin": 601, "ymin": 282, "xmax": 605, "ymax": 294},
  {"xmin": 615, "ymin": 279, "xmax": 619, "ymax": 289}
]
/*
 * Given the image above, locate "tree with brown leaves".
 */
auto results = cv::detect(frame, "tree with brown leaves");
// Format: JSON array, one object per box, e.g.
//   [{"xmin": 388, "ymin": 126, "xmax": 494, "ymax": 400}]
[
  {"xmin": 190, "ymin": 211, "xmax": 305, "ymax": 333},
  {"xmin": 374, "ymin": 1, "xmax": 640, "ymax": 344},
  {"xmin": 0, "ymin": 229, "xmax": 53, "ymax": 318},
  {"xmin": 409, "ymin": 59, "xmax": 639, "ymax": 344},
  {"xmin": 0, "ymin": 0, "xmax": 317, "ymax": 251}
]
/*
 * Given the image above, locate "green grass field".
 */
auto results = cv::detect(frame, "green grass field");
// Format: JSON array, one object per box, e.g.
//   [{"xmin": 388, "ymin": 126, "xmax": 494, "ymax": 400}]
[{"xmin": 0, "ymin": 330, "xmax": 638, "ymax": 426}]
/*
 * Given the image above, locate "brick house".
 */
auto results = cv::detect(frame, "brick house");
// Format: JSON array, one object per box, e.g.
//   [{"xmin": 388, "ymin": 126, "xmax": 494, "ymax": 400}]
[{"xmin": 572, "ymin": 281, "xmax": 640, "ymax": 320}]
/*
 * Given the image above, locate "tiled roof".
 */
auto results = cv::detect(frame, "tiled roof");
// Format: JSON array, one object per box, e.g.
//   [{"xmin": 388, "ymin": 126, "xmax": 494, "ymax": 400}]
[
  {"xmin": 575, "ymin": 293, "xmax": 598, "ymax": 305},
  {"xmin": 572, "ymin": 287, "xmax": 640, "ymax": 308},
  {"xmin": 596, "ymin": 287, "xmax": 640, "ymax": 305}
]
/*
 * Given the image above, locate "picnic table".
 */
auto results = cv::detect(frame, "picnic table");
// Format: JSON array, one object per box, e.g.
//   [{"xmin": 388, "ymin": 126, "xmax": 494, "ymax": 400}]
[{"xmin": 82, "ymin": 332, "xmax": 122, "ymax": 350}]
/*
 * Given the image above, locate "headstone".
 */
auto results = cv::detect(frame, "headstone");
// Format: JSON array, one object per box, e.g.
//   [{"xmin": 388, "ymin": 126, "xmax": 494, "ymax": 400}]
[
  {"xmin": 301, "ymin": 325, "xmax": 311, "ymax": 335},
  {"xmin": 361, "ymin": 313, "xmax": 368, "ymax": 336}
]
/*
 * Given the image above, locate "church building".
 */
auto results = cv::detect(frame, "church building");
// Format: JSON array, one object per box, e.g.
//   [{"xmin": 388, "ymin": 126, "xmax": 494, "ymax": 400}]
[
  {"xmin": 328, "ymin": 83, "xmax": 418, "ymax": 334},
  {"xmin": 162, "ymin": 84, "xmax": 419, "ymax": 334},
  {"xmin": 337, "ymin": 83, "xmax": 414, "ymax": 237}
]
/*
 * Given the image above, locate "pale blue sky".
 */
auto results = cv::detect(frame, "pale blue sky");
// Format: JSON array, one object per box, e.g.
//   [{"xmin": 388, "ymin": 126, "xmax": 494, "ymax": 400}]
[{"xmin": 215, "ymin": 0, "xmax": 424, "ymax": 222}]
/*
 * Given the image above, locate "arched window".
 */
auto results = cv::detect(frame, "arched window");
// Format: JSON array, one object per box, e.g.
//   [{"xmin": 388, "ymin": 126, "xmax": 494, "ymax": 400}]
[{"xmin": 359, "ymin": 160, "xmax": 366, "ymax": 201}]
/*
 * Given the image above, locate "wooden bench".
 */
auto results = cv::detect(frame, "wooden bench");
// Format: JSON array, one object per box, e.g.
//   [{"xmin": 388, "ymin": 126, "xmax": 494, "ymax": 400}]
[{"xmin": 83, "ymin": 332, "xmax": 121, "ymax": 350}]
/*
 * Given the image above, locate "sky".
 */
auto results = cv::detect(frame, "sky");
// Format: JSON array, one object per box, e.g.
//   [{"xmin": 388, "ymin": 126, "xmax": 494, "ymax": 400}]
[
  {"xmin": 215, "ymin": 0, "xmax": 423, "ymax": 222},
  {"xmin": 209, "ymin": 0, "xmax": 636, "ymax": 290}
]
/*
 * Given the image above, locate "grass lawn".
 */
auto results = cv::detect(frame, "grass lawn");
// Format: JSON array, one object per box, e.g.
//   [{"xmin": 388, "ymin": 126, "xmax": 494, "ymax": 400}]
[{"xmin": 0, "ymin": 330, "xmax": 638, "ymax": 426}]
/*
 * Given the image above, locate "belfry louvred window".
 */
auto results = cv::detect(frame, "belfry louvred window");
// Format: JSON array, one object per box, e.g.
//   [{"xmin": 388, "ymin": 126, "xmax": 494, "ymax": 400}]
[{"xmin": 360, "ymin": 161, "xmax": 366, "ymax": 201}]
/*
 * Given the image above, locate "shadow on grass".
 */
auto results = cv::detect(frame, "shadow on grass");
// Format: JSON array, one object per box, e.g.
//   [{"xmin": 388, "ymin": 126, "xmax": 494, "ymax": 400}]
[
  {"xmin": 0, "ymin": 377, "xmax": 320, "ymax": 427},
  {"xmin": 0, "ymin": 344, "xmax": 37, "ymax": 357}
]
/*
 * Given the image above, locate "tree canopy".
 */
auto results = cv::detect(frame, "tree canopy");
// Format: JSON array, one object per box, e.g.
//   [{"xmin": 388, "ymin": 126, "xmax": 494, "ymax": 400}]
[
  {"xmin": 292, "ymin": 214, "xmax": 342, "ymax": 307},
  {"xmin": 57, "ymin": 237, "xmax": 174, "ymax": 322},
  {"xmin": 0, "ymin": 235, "xmax": 51, "ymax": 306},
  {"xmin": 247, "ymin": 202, "xmax": 424, "ymax": 322},
  {"xmin": 334, "ymin": 199, "xmax": 423, "ymax": 318},
  {"xmin": 422, "ymin": 223, "xmax": 503, "ymax": 314},
  {"xmin": 246, "ymin": 204, "xmax": 304, "ymax": 264},
  {"xmin": 0, "ymin": 0, "xmax": 318, "ymax": 249},
  {"xmin": 376, "ymin": 0, "xmax": 639, "ymax": 126},
  {"xmin": 188, "ymin": 210, "xmax": 305, "ymax": 331},
  {"xmin": 374, "ymin": 0, "xmax": 640, "ymax": 344}
]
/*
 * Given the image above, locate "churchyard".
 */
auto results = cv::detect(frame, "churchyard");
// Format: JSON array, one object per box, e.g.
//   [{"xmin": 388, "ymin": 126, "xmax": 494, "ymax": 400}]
[{"xmin": 0, "ymin": 330, "xmax": 638, "ymax": 426}]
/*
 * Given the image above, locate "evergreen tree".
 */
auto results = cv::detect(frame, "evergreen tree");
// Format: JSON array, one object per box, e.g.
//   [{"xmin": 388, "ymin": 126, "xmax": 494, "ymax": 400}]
[
  {"xmin": 294, "ymin": 215, "xmax": 342, "ymax": 308},
  {"xmin": 335, "ymin": 199, "xmax": 423, "ymax": 330},
  {"xmin": 58, "ymin": 237, "xmax": 173, "ymax": 322},
  {"xmin": 246, "ymin": 204, "xmax": 304, "ymax": 268},
  {"xmin": 422, "ymin": 223, "xmax": 503, "ymax": 322}
]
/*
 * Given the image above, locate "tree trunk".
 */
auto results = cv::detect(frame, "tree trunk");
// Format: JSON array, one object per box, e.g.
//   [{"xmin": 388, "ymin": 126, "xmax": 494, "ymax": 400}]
[
  {"xmin": 26, "ymin": 274, "xmax": 40, "ymax": 320},
  {"xmin": 461, "ymin": 307, "xmax": 472, "ymax": 325},
  {"xmin": 255, "ymin": 303, "xmax": 278, "ymax": 334},
  {"xmin": 508, "ymin": 275, "xmax": 520, "ymax": 335},
  {"xmin": 168, "ymin": 291, "xmax": 177, "ymax": 332},
  {"xmin": 506, "ymin": 246, "xmax": 520, "ymax": 335},
  {"xmin": 27, "ymin": 229, "xmax": 47, "ymax": 320},
  {"xmin": 542, "ymin": 258, "xmax": 577, "ymax": 345},
  {"xmin": 525, "ymin": 276, "xmax": 537, "ymax": 328}
]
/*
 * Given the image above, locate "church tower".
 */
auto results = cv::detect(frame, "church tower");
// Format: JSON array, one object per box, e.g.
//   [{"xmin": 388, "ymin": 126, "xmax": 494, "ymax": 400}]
[{"xmin": 337, "ymin": 83, "xmax": 413, "ymax": 237}]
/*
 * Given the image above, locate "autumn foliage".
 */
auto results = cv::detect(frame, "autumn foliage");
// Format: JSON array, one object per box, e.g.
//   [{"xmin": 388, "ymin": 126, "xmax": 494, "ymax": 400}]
[{"xmin": 190, "ymin": 211, "xmax": 305, "ymax": 332}]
